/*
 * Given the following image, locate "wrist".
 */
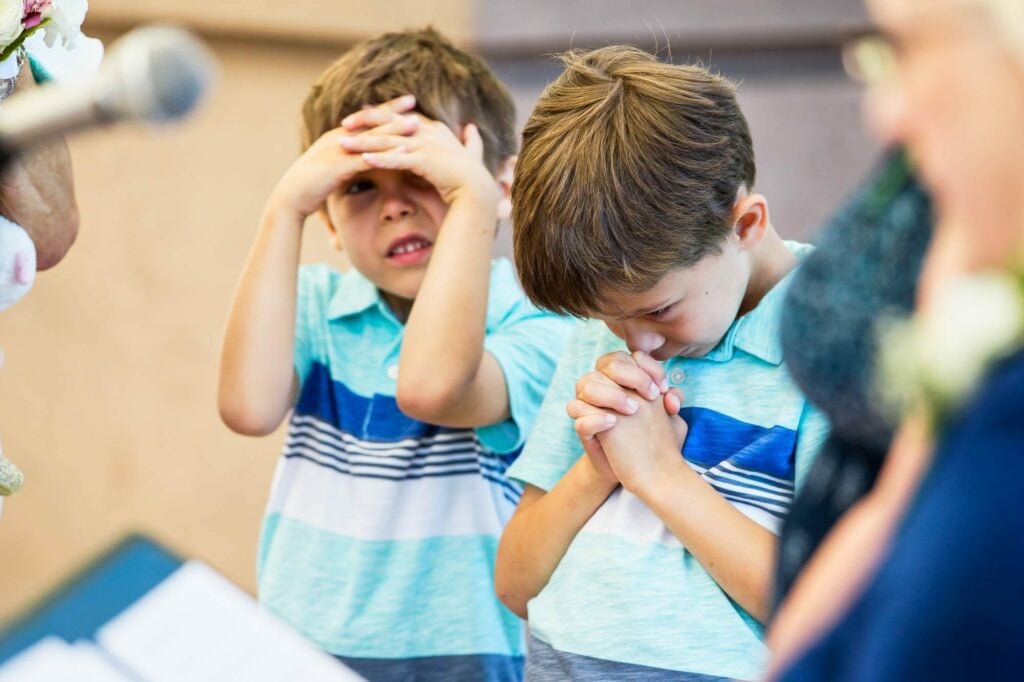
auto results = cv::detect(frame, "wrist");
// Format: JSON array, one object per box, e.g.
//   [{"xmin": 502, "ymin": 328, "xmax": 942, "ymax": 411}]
[
  {"xmin": 628, "ymin": 453, "xmax": 696, "ymax": 503},
  {"xmin": 263, "ymin": 198, "xmax": 308, "ymax": 229},
  {"xmin": 576, "ymin": 455, "xmax": 620, "ymax": 496},
  {"xmin": 446, "ymin": 175, "xmax": 500, "ymax": 214}
]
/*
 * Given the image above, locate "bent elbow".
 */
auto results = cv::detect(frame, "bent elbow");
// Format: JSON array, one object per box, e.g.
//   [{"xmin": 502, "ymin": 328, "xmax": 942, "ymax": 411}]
[
  {"xmin": 494, "ymin": 579, "xmax": 529, "ymax": 621},
  {"xmin": 218, "ymin": 394, "xmax": 283, "ymax": 437},
  {"xmin": 395, "ymin": 381, "xmax": 460, "ymax": 424},
  {"xmin": 494, "ymin": 553, "xmax": 530, "ymax": 620}
]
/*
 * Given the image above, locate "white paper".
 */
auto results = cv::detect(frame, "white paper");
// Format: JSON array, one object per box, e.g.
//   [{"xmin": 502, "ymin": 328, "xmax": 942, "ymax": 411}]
[
  {"xmin": 0, "ymin": 636, "xmax": 133, "ymax": 682},
  {"xmin": 96, "ymin": 561, "xmax": 362, "ymax": 682}
]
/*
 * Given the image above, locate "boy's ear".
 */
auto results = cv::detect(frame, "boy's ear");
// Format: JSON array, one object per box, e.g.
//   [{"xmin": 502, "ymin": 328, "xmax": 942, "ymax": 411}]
[
  {"xmin": 495, "ymin": 155, "xmax": 517, "ymax": 222},
  {"xmin": 317, "ymin": 207, "xmax": 344, "ymax": 251},
  {"xmin": 731, "ymin": 192, "xmax": 769, "ymax": 252}
]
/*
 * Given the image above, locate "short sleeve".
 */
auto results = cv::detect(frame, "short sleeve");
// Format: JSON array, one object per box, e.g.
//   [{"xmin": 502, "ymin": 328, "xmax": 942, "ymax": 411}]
[
  {"xmin": 293, "ymin": 264, "xmax": 334, "ymax": 387},
  {"xmin": 505, "ymin": 321, "xmax": 605, "ymax": 491},
  {"xmin": 793, "ymin": 401, "xmax": 831, "ymax": 492},
  {"xmin": 476, "ymin": 259, "xmax": 576, "ymax": 453}
]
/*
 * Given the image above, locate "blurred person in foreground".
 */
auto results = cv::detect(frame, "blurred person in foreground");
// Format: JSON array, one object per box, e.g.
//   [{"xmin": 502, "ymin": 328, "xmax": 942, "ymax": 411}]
[
  {"xmin": 769, "ymin": 0, "xmax": 1024, "ymax": 679},
  {"xmin": 0, "ymin": 11, "xmax": 103, "ymax": 510}
]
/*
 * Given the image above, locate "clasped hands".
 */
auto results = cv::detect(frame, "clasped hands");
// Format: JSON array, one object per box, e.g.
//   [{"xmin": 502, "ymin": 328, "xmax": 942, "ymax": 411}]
[
  {"xmin": 568, "ymin": 351, "xmax": 689, "ymax": 495},
  {"xmin": 273, "ymin": 94, "xmax": 496, "ymax": 222}
]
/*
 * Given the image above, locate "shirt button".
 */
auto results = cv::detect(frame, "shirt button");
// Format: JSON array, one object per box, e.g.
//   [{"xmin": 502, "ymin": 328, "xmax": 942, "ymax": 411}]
[
  {"xmin": 668, "ymin": 369, "xmax": 686, "ymax": 385},
  {"xmin": 386, "ymin": 364, "xmax": 399, "ymax": 380}
]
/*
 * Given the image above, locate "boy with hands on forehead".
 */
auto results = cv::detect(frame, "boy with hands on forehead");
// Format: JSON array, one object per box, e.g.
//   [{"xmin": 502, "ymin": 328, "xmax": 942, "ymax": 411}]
[
  {"xmin": 495, "ymin": 46, "xmax": 828, "ymax": 681},
  {"xmin": 219, "ymin": 28, "xmax": 571, "ymax": 682}
]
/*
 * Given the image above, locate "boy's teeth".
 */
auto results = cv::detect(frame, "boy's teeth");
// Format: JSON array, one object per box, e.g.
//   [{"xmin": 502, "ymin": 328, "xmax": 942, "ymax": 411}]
[{"xmin": 393, "ymin": 240, "xmax": 428, "ymax": 255}]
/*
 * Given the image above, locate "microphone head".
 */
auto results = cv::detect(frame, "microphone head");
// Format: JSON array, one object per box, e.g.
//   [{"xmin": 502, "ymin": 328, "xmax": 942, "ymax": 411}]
[{"xmin": 97, "ymin": 25, "xmax": 217, "ymax": 125}]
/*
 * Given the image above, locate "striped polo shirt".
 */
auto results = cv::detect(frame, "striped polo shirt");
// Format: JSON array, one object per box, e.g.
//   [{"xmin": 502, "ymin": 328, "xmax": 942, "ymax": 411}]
[
  {"xmin": 507, "ymin": 242, "xmax": 829, "ymax": 681},
  {"xmin": 258, "ymin": 258, "xmax": 573, "ymax": 682}
]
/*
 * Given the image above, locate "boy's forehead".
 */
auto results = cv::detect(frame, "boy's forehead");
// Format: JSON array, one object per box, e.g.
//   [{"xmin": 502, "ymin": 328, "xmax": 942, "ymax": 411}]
[{"xmin": 592, "ymin": 269, "xmax": 690, "ymax": 318}]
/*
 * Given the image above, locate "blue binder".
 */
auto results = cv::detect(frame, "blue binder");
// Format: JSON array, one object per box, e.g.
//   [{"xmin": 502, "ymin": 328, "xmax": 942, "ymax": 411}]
[{"xmin": 0, "ymin": 533, "xmax": 182, "ymax": 664}]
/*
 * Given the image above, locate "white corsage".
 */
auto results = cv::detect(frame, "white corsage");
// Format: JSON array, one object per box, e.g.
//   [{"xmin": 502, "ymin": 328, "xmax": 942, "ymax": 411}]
[{"xmin": 878, "ymin": 267, "xmax": 1024, "ymax": 431}]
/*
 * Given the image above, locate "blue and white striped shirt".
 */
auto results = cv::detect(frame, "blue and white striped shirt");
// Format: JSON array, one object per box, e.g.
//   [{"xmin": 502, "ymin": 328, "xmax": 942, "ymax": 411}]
[
  {"xmin": 507, "ymin": 242, "xmax": 829, "ymax": 681},
  {"xmin": 258, "ymin": 258, "xmax": 573, "ymax": 682}
]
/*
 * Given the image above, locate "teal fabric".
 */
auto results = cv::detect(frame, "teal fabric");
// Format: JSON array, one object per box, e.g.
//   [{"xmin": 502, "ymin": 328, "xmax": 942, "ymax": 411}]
[{"xmin": 259, "ymin": 258, "xmax": 573, "ymax": 679}]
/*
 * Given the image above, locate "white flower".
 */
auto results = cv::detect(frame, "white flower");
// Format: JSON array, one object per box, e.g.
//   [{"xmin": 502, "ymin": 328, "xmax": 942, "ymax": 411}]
[
  {"xmin": 0, "ymin": 1, "xmax": 24, "ymax": 49},
  {"xmin": 917, "ymin": 273, "xmax": 1024, "ymax": 403},
  {"xmin": 41, "ymin": 0, "xmax": 87, "ymax": 48},
  {"xmin": 877, "ymin": 269, "xmax": 1024, "ymax": 428}
]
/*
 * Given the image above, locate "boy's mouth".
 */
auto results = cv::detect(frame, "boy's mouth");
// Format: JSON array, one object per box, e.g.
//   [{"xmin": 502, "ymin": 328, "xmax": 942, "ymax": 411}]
[{"xmin": 385, "ymin": 234, "xmax": 433, "ymax": 265}]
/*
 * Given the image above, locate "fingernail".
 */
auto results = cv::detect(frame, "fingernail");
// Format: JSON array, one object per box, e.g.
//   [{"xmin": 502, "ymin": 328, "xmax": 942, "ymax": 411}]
[
  {"xmin": 604, "ymin": 414, "xmax": 617, "ymax": 424},
  {"xmin": 399, "ymin": 94, "xmax": 416, "ymax": 105},
  {"xmin": 337, "ymin": 135, "xmax": 354, "ymax": 146},
  {"xmin": 648, "ymin": 382, "xmax": 659, "ymax": 399},
  {"xmin": 625, "ymin": 398, "xmax": 639, "ymax": 413},
  {"xmin": 660, "ymin": 379, "xmax": 669, "ymax": 392}
]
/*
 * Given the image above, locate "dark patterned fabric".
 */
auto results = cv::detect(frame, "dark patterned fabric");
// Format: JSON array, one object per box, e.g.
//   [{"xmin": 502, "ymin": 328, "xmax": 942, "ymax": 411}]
[{"xmin": 772, "ymin": 150, "xmax": 933, "ymax": 609}]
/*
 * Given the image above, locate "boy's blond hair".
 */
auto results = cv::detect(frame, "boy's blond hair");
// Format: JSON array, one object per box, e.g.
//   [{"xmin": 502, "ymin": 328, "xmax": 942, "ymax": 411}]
[{"xmin": 301, "ymin": 27, "xmax": 517, "ymax": 174}]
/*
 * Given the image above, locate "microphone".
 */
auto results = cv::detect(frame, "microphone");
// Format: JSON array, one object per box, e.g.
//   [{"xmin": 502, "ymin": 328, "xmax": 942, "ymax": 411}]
[{"xmin": 0, "ymin": 25, "xmax": 216, "ymax": 166}]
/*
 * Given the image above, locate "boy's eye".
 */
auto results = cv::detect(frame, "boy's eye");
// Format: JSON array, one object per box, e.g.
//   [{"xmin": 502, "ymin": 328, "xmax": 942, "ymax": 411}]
[
  {"xmin": 345, "ymin": 179, "xmax": 375, "ymax": 195},
  {"xmin": 648, "ymin": 304, "xmax": 675, "ymax": 319},
  {"xmin": 404, "ymin": 172, "xmax": 432, "ymax": 191}
]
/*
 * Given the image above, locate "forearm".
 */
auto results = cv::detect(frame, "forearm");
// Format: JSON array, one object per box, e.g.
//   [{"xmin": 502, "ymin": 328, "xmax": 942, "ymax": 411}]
[
  {"xmin": 637, "ymin": 459, "xmax": 776, "ymax": 623},
  {"xmin": 495, "ymin": 458, "xmax": 617, "ymax": 619},
  {"xmin": 0, "ymin": 62, "xmax": 78, "ymax": 270},
  {"xmin": 218, "ymin": 205, "xmax": 304, "ymax": 435},
  {"xmin": 398, "ymin": 193, "xmax": 501, "ymax": 423}
]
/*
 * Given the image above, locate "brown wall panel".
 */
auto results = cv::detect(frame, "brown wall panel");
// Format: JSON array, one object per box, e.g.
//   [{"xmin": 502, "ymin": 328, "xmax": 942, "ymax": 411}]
[
  {"xmin": 0, "ymin": 40, "xmax": 349, "ymax": 620},
  {"xmin": 88, "ymin": 0, "xmax": 472, "ymax": 44}
]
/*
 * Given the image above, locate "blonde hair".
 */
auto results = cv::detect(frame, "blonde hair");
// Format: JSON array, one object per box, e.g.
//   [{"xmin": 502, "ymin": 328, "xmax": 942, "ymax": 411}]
[{"xmin": 301, "ymin": 27, "xmax": 516, "ymax": 174}]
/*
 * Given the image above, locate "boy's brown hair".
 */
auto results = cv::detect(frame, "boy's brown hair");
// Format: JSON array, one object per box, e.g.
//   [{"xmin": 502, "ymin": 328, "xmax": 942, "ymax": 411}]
[
  {"xmin": 512, "ymin": 46, "xmax": 756, "ymax": 317},
  {"xmin": 301, "ymin": 27, "xmax": 517, "ymax": 174}
]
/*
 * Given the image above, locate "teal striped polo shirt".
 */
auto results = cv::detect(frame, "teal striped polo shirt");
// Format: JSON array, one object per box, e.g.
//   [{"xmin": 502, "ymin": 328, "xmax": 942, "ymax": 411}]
[
  {"xmin": 258, "ymin": 258, "xmax": 574, "ymax": 682},
  {"xmin": 507, "ymin": 242, "xmax": 830, "ymax": 681}
]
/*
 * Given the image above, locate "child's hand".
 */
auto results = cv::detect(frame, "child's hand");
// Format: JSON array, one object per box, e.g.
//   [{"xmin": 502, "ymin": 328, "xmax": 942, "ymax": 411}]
[
  {"xmin": 339, "ymin": 115, "xmax": 498, "ymax": 209},
  {"xmin": 269, "ymin": 96, "xmax": 427, "ymax": 221},
  {"xmin": 268, "ymin": 126, "xmax": 374, "ymax": 222},
  {"xmin": 579, "ymin": 351, "xmax": 683, "ymax": 418},
  {"xmin": 596, "ymin": 390, "xmax": 690, "ymax": 496},
  {"xmin": 569, "ymin": 351, "xmax": 688, "ymax": 495},
  {"xmin": 340, "ymin": 95, "xmax": 418, "ymax": 134},
  {"xmin": 566, "ymin": 391, "xmax": 620, "ymax": 487}
]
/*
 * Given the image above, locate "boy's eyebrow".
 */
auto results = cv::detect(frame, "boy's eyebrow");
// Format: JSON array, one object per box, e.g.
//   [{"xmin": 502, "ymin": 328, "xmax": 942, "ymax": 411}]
[
  {"xmin": 631, "ymin": 299, "xmax": 675, "ymax": 317},
  {"xmin": 598, "ymin": 296, "xmax": 678, "ymax": 320}
]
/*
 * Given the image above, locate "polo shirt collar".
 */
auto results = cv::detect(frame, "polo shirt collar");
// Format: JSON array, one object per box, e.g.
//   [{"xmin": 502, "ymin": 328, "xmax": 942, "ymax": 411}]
[
  {"xmin": 700, "ymin": 241, "xmax": 813, "ymax": 365},
  {"xmin": 326, "ymin": 268, "xmax": 391, "ymax": 320}
]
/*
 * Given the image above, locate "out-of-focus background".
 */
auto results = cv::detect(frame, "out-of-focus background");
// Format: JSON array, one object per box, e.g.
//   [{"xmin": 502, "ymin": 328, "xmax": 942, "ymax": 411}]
[{"xmin": 0, "ymin": 0, "xmax": 878, "ymax": 620}]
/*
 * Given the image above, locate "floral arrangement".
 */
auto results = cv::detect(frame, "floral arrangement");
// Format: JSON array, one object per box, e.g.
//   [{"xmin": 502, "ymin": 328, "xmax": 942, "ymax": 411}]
[
  {"xmin": 0, "ymin": 0, "xmax": 88, "ymax": 62},
  {"xmin": 878, "ymin": 264, "xmax": 1024, "ymax": 432}
]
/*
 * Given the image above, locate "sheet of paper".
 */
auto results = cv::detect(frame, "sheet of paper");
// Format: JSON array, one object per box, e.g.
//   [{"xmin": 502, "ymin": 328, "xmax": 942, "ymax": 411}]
[
  {"xmin": 0, "ymin": 636, "xmax": 134, "ymax": 682},
  {"xmin": 97, "ymin": 561, "xmax": 363, "ymax": 682}
]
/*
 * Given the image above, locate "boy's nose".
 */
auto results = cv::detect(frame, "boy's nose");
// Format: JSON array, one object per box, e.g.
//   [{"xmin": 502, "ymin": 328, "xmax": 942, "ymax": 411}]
[
  {"xmin": 619, "ymin": 323, "xmax": 664, "ymax": 355},
  {"xmin": 380, "ymin": 196, "xmax": 416, "ymax": 223}
]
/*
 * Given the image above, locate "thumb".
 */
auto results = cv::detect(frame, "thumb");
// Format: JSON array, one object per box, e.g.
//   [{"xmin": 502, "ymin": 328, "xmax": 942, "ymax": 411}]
[
  {"xmin": 670, "ymin": 415, "xmax": 689, "ymax": 451},
  {"xmin": 462, "ymin": 123, "xmax": 484, "ymax": 160},
  {"xmin": 663, "ymin": 388, "xmax": 684, "ymax": 415}
]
